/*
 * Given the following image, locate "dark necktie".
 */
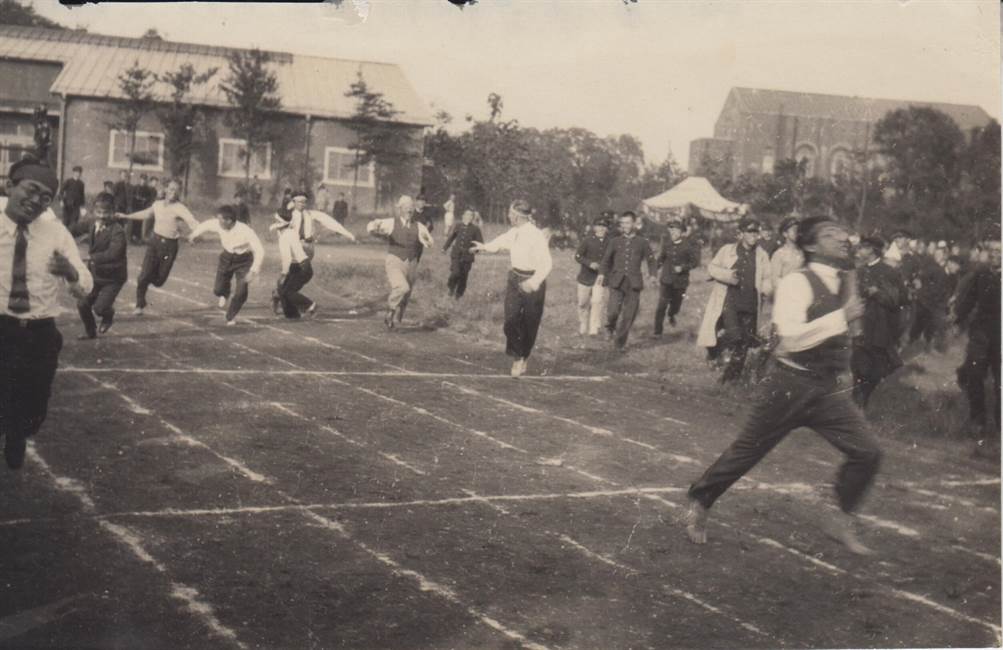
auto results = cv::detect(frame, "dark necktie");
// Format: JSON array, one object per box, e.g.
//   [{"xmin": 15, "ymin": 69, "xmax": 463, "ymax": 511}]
[{"xmin": 8, "ymin": 222, "xmax": 30, "ymax": 313}]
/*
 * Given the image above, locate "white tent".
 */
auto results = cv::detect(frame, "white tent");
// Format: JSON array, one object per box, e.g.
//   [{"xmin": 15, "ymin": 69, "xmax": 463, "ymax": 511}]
[{"xmin": 642, "ymin": 176, "xmax": 746, "ymax": 222}]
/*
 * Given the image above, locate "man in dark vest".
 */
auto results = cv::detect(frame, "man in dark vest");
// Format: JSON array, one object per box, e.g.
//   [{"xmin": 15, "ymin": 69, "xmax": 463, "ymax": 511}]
[
  {"xmin": 851, "ymin": 236, "xmax": 903, "ymax": 410},
  {"xmin": 70, "ymin": 192, "xmax": 127, "ymax": 339},
  {"xmin": 954, "ymin": 235, "xmax": 1001, "ymax": 444},
  {"xmin": 653, "ymin": 217, "xmax": 700, "ymax": 336},
  {"xmin": 59, "ymin": 165, "xmax": 86, "ymax": 228},
  {"xmin": 684, "ymin": 216, "xmax": 882, "ymax": 555},
  {"xmin": 367, "ymin": 195, "xmax": 433, "ymax": 329},
  {"xmin": 597, "ymin": 211, "xmax": 656, "ymax": 351}
]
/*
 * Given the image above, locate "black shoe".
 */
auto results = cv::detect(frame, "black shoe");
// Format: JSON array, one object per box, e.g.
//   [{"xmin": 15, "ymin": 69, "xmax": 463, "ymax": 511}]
[{"xmin": 5, "ymin": 435, "xmax": 27, "ymax": 470}]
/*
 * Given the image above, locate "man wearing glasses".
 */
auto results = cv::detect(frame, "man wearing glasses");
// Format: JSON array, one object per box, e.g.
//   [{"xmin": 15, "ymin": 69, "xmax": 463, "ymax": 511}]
[{"xmin": 0, "ymin": 157, "xmax": 92, "ymax": 470}]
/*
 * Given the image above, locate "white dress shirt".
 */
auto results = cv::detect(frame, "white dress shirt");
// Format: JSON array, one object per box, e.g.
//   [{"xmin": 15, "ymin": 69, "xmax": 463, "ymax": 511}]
[
  {"xmin": 274, "ymin": 209, "xmax": 356, "ymax": 274},
  {"xmin": 0, "ymin": 199, "xmax": 93, "ymax": 319},
  {"xmin": 481, "ymin": 221, "xmax": 553, "ymax": 289},
  {"xmin": 189, "ymin": 219, "xmax": 265, "ymax": 274},
  {"xmin": 773, "ymin": 262, "xmax": 848, "ymax": 359},
  {"xmin": 124, "ymin": 199, "xmax": 199, "ymax": 239}
]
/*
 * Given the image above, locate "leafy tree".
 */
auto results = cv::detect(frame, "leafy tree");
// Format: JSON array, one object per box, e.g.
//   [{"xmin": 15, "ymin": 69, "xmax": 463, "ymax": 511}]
[
  {"xmin": 155, "ymin": 63, "xmax": 217, "ymax": 195},
  {"xmin": 0, "ymin": 0, "xmax": 64, "ymax": 28},
  {"xmin": 959, "ymin": 119, "xmax": 1001, "ymax": 236},
  {"xmin": 219, "ymin": 48, "xmax": 282, "ymax": 191},
  {"xmin": 109, "ymin": 60, "xmax": 156, "ymax": 208},
  {"xmin": 873, "ymin": 106, "xmax": 964, "ymax": 204},
  {"xmin": 142, "ymin": 28, "xmax": 164, "ymax": 40},
  {"xmin": 344, "ymin": 72, "xmax": 421, "ymax": 210}
]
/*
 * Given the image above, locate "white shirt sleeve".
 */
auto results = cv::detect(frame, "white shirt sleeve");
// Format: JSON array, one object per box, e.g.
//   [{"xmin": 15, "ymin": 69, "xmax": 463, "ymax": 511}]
[
  {"xmin": 366, "ymin": 217, "xmax": 395, "ymax": 236},
  {"xmin": 309, "ymin": 211, "xmax": 355, "ymax": 240},
  {"xmin": 188, "ymin": 219, "xmax": 219, "ymax": 240},
  {"xmin": 417, "ymin": 222, "xmax": 434, "ymax": 248},
  {"xmin": 246, "ymin": 226, "xmax": 265, "ymax": 274},
  {"xmin": 58, "ymin": 224, "xmax": 93, "ymax": 295},
  {"xmin": 528, "ymin": 229, "xmax": 552, "ymax": 287},
  {"xmin": 175, "ymin": 203, "xmax": 200, "ymax": 231},
  {"xmin": 481, "ymin": 228, "xmax": 516, "ymax": 253},
  {"xmin": 773, "ymin": 272, "xmax": 848, "ymax": 353}
]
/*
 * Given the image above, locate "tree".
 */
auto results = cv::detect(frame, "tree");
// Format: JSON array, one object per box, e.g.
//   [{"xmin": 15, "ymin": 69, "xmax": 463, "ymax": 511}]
[
  {"xmin": 109, "ymin": 61, "xmax": 156, "ymax": 208},
  {"xmin": 155, "ymin": 63, "xmax": 218, "ymax": 196},
  {"xmin": 0, "ymin": 0, "xmax": 65, "ymax": 28},
  {"xmin": 959, "ymin": 119, "xmax": 1001, "ymax": 238},
  {"xmin": 142, "ymin": 28, "xmax": 164, "ymax": 40},
  {"xmin": 344, "ymin": 72, "xmax": 421, "ymax": 210},
  {"xmin": 219, "ymin": 48, "xmax": 281, "ymax": 192},
  {"xmin": 873, "ymin": 107, "xmax": 964, "ymax": 204}
]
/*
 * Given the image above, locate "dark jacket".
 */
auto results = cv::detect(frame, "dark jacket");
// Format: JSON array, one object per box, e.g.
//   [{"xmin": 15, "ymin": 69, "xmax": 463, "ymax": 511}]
[
  {"xmin": 955, "ymin": 264, "xmax": 1000, "ymax": 335},
  {"xmin": 914, "ymin": 257, "xmax": 950, "ymax": 310},
  {"xmin": 442, "ymin": 222, "xmax": 483, "ymax": 263},
  {"xmin": 113, "ymin": 180, "xmax": 130, "ymax": 213},
  {"xmin": 574, "ymin": 233, "xmax": 609, "ymax": 286},
  {"xmin": 656, "ymin": 235, "xmax": 699, "ymax": 289},
  {"xmin": 599, "ymin": 234, "xmax": 655, "ymax": 291},
  {"xmin": 856, "ymin": 260, "xmax": 902, "ymax": 349},
  {"xmin": 72, "ymin": 220, "xmax": 128, "ymax": 284},
  {"xmin": 60, "ymin": 178, "xmax": 85, "ymax": 208}
]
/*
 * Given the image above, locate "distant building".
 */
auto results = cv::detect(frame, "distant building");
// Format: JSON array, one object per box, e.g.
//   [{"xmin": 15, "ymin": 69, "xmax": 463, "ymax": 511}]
[
  {"xmin": 689, "ymin": 87, "xmax": 993, "ymax": 183},
  {"xmin": 0, "ymin": 25, "xmax": 432, "ymax": 209}
]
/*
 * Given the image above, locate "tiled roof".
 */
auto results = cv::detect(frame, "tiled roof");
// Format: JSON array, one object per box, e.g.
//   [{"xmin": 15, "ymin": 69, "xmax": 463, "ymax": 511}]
[
  {"xmin": 730, "ymin": 87, "xmax": 992, "ymax": 132},
  {"xmin": 0, "ymin": 25, "xmax": 432, "ymax": 126}
]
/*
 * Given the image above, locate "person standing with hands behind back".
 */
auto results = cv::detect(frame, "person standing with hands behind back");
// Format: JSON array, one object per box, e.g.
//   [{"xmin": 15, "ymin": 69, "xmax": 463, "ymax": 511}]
[{"xmin": 0, "ymin": 157, "xmax": 93, "ymax": 470}]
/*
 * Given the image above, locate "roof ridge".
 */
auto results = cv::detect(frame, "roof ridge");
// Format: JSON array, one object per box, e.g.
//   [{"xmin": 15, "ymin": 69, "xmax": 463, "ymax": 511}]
[{"xmin": 731, "ymin": 86, "xmax": 987, "ymax": 113}]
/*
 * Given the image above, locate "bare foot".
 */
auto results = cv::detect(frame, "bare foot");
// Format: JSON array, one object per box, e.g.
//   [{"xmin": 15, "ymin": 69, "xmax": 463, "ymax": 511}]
[{"xmin": 684, "ymin": 499, "xmax": 708, "ymax": 545}]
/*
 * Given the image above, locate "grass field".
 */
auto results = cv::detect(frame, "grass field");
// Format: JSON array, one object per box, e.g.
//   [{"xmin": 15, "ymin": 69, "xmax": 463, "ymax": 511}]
[{"xmin": 0, "ymin": 213, "xmax": 998, "ymax": 649}]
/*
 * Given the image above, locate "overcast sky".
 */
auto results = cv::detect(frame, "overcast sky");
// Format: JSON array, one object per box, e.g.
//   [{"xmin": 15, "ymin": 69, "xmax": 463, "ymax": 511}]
[{"xmin": 32, "ymin": 0, "xmax": 1001, "ymax": 167}]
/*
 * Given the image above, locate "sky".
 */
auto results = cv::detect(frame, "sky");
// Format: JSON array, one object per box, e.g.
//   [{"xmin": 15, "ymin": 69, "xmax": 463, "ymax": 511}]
[{"xmin": 31, "ymin": 0, "xmax": 1001, "ymax": 168}]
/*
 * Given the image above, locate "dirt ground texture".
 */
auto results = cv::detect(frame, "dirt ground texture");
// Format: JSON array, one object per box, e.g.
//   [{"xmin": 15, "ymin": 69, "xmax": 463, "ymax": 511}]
[{"xmin": 0, "ymin": 228, "xmax": 999, "ymax": 650}]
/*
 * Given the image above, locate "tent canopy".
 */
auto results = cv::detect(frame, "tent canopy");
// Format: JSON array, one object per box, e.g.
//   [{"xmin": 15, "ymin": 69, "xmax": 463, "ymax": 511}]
[{"xmin": 642, "ymin": 176, "xmax": 745, "ymax": 222}]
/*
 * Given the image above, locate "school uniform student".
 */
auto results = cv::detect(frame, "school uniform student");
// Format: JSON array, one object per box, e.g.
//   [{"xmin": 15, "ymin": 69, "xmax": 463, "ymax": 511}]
[
  {"xmin": 653, "ymin": 217, "xmax": 700, "ymax": 335},
  {"xmin": 442, "ymin": 209, "xmax": 483, "ymax": 299},
  {"xmin": 573, "ymin": 216, "xmax": 610, "ymax": 336},
  {"xmin": 1, "ymin": 158, "xmax": 93, "ymax": 469},
  {"xmin": 598, "ymin": 211, "xmax": 656, "ymax": 351},
  {"xmin": 70, "ymin": 192, "xmax": 127, "ymax": 339},
  {"xmin": 189, "ymin": 205, "xmax": 265, "ymax": 325},
  {"xmin": 117, "ymin": 178, "xmax": 200, "ymax": 315}
]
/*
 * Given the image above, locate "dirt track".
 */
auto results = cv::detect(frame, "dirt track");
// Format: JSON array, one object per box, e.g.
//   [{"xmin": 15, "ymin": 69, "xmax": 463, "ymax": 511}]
[{"xmin": 0, "ymin": 241, "xmax": 999, "ymax": 649}]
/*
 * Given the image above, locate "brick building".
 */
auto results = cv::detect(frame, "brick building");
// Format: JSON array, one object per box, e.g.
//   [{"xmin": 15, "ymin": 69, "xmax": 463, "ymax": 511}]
[
  {"xmin": 689, "ymin": 87, "xmax": 992, "ymax": 182},
  {"xmin": 0, "ymin": 25, "xmax": 432, "ymax": 211}
]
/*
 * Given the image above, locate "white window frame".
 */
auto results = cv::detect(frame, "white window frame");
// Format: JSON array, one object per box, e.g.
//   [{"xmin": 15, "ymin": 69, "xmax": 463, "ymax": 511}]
[
  {"xmin": 108, "ymin": 129, "xmax": 165, "ymax": 171},
  {"xmin": 217, "ymin": 138, "xmax": 272, "ymax": 180},
  {"xmin": 323, "ymin": 146, "xmax": 375, "ymax": 188}
]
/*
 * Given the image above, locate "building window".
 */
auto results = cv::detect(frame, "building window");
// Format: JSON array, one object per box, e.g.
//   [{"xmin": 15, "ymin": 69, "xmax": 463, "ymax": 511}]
[
  {"xmin": 218, "ymin": 138, "xmax": 272, "ymax": 179},
  {"xmin": 109, "ymin": 130, "xmax": 164, "ymax": 170},
  {"xmin": 762, "ymin": 148, "xmax": 775, "ymax": 173},
  {"xmin": 323, "ymin": 146, "xmax": 374, "ymax": 187},
  {"xmin": 794, "ymin": 144, "xmax": 816, "ymax": 178},
  {"xmin": 829, "ymin": 148, "xmax": 852, "ymax": 178}
]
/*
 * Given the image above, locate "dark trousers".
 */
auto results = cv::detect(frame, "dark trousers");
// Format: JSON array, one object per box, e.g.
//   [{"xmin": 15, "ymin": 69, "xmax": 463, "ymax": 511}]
[
  {"xmin": 720, "ymin": 306, "xmax": 758, "ymax": 382},
  {"xmin": 957, "ymin": 327, "xmax": 1001, "ymax": 429},
  {"xmin": 851, "ymin": 343, "xmax": 901, "ymax": 409},
  {"xmin": 0, "ymin": 318, "xmax": 62, "ymax": 444},
  {"xmin": 128, "ymin": 219, "xmax": 144, "ymax": 243},
  {"xmin": 279, "ymin": 260, "xmax": 314, "ymax": 319},
  {"xmin": 61, "ymin": 204, "xmax": 81, "ymax": 229},
  {"xmin": 653, "ymin": 282, "xmax": 685, "ymax": 335},
  {"xmin": 78, "ymin": 280, "xmax": 124, "ymax": 337},
  {"xmin": 214, "ymin": 252, "xmax": 254, "ymax": 321},
  {"xmin": 447, "ymin": 258, "xmax": 473, "ymax": 298},
  {"xmin": 136, "ymin": 235, "xmax": 180, "ymax": 308},
  {"xmin": 689, "ymin": 362, "xmax": 882, "ymax": 513},
  {"xmin": 606, "ymin": 286, "xmax": 642, "ymax": 349},
  {"xmin": 909, "ymin": 303, "xmax": 944, "ymax": 346},
  {"xmin": 503, "ymin": 270, "xmax": 546, "ymax": 359}
]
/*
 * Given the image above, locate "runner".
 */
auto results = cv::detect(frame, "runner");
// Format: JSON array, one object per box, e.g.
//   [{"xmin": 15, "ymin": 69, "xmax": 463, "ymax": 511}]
[
  {"xmin": 188, "ymin": 205, "xmax": 265, "ymax": 325},
  {"xmin": 470, "ymin": 199, "xmax": 552, "ymax": 378},
  {"xmin": 684, "ymin": 216, "xmax": 882, "ymax": 554},
  {"xmin": 367, "ymin": 195, "xmax": 433, "ymax": 329}
]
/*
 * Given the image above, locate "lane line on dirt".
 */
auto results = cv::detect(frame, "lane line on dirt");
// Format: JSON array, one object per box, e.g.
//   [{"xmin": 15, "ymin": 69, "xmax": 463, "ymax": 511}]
[
  {"xmin": 132, "ymin": 282, "xmax": 1003, "ymax": 639},
  {"xmin": 60, "ymin": 373, "xmax": 554, "ymax": 650},
  {"xmin": 60, "ymin": 367, "xmax": 607, "ymax": 381},
  {"xmin": 25, "ymin": 445, "xmax": 248, "ymax": 649},
  {"xmin": 464, "ymin": 487, "xmax": 774, "ymax": 641}
]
